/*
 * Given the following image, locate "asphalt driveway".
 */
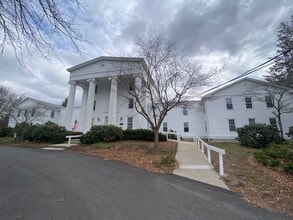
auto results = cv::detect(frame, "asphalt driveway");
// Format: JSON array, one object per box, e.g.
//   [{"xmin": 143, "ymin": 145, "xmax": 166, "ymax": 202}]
[{"xmin": 0, "ymin": 146, "xmax": 290, "ymax": 220}]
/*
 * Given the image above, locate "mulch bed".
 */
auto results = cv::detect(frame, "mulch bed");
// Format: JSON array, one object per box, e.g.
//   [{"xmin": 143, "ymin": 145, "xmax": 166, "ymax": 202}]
[{"xmin": 68, "ymin": 140, "xmax": 178, "ymax": 173}]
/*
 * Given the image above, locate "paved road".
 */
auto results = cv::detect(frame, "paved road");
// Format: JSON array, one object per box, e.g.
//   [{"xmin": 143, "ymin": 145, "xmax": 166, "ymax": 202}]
[{"xmin": 0, "ymin": 147, "xmax": 290, "ymax": 220}]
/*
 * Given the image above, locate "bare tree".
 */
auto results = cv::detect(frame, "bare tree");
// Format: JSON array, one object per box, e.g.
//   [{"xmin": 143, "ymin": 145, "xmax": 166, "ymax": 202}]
[
  {"xmin": 0, "ymin": 85, "xmax": 25, "ymax": 125},
  {"xmin": 11, "ymin": 104, "xmax": 47, "ymax": 124},
  {"xmin": 0, "ymin": 0, "xmax": 85, "ymax": 71},
  {"xmin": 118, "ymin": 30, "xmax": 222, "ymax": 150},
  {"xmin": 248, "ymin": 83, "xmax": 293, "ymax": 139}
]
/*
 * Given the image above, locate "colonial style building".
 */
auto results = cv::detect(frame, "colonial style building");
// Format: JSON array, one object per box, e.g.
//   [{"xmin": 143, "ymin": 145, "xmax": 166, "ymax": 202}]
[{"xmin": 9, "ymin": 56, "xmax": 293, "ymax": 140}]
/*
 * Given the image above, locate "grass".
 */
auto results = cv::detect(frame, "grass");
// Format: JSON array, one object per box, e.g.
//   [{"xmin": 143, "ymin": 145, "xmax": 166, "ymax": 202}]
[
  {"xmin": 0, "ymin": 137, "xmax": 51, "ymax": 148},
  {"xmin": 210, "ymin": 142, "xmax": 293, "ymax": 216}
]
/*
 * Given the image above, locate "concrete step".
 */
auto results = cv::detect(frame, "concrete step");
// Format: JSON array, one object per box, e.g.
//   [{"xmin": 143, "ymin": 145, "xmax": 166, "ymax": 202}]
[{"xmin": 69, "ymin": 139, "xmax": 80, "ymax": 144}]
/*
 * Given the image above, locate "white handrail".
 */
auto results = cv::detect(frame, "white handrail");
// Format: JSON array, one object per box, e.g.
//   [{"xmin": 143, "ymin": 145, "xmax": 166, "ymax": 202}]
[
  {"xmin": 66, "ymin": 134, "xmax": 82, "ymax": 146},
  {"xmin": 163, "ymin": 132, "xmax": 225, "ymax": 176}
]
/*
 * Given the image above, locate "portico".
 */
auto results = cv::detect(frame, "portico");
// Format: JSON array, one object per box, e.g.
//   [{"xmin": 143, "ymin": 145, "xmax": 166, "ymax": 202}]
[{"xmin": 64, "ymin": 56, "xmax": 148, "ymax": 132}]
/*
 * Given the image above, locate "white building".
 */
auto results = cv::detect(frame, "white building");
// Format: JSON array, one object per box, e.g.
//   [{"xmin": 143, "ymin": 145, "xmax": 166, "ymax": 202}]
[
  {"xmin": 9, "ymin": 57, "xmax": 293, "ymax": 140},
  {"xmin": 8, "ymin": 97, "xmax": 63, "ymax": 127}
]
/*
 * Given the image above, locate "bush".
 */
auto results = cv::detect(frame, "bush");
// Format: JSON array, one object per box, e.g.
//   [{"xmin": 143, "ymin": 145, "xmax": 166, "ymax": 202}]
[
  {"xmin": 14, "ymin": 122, "xmax": 30, "ymax": 138},
  {"xmin": 287, "ymin": 126, "xmax": 293, "ymax": 139},
  {"xmin": 255, "ymin": 143, "xmax": 293, "ymax": 173},
  {"xmin": 123, "ymin": 129, "xmax": 166, "ymax": 141},
  {"xmin": 0, "ymin": 127, "xmax": 13, "ymax": 137},
  {"xmin": 81, "ymin": 125, "xmax": 123, "ymax": 144},
  {"xmin": 284, "ymin": 162, "xmax": 293, "ymax": 174},
  {"xmin": 52, "ymin": 131, "xmax": 83, "ymax": 144},
  {"xmin": 237, "ymin": 123, "xmax": 282, "ymax": 148},
  {"xmin": 33, "ymin": 121, "xmax": 66, "ymax": 142}
]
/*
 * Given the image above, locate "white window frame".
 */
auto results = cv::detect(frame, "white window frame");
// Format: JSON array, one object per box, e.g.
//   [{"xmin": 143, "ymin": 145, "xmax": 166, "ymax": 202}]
[
  {"xmin": 163, "ymin": 122, "xmax": 168, "ymax": 132},
  {"xmin": 245, "ymin": 97, "xmax": 252, "ymax": 109},
  {"xmin": 183, "ymin": 122, "xmax": 189, "ymax": 132},
  {"xmin": 127, "ymin": 117, "xmax": 133, "ymax": 129},
  {"xmin": 226, "ymin": 98, "xmax": 233, "ymax": 110},
  {"xmin": 228, "ymin": 119, "xmax": 236, "ymax": 131}
]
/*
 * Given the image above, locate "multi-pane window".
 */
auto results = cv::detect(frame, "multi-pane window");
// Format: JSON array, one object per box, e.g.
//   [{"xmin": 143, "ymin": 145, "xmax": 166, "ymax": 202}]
[
  {"xmin": 93, "ymin": 100, "xmax": 96, "ymax": 111},
  {"xmin": 183, "ymin": 106, "xmax": 188, "ymax": 116},
  {"xmin": 50, "ymin": 110, "xmax": 55, "ymax": 118},
  {"xmin": 269, "ymin": 118, "xmax": 277, "ymax": 126},
  {"xmin": 228, "ymin": 119, "xmax": 236, "ymax": 131},
  {"xmin": 128, "ymin": 98, "xmax": 134, "ymax": 109},
  {"xmin": 17, "ymin": 110, "xmax": 21, "ymax": 117},
  {"xmin": 245, "ymin": 97, "xmax": 252, "ymax": 109},
  {"xmin": 163, "ymin": 122, "xmax": 168, "ymax": 132},
  {"xmin": 127, "ymin": 117, "xmax": 133, "ymax": 129},
  {"xmin": 248, "ymin": 118, "xmax": 255, "ymax": 125},
  {"xmin": 265, "ymin": 96, "xmax": 273, "ymax": 108},
  {"xmin": 184, "ymin": 122, "xmax": 189, "ymax": 132},
  {"xmin": 226, "ymin": 98, "xmax": 233, "ymax": 110},
  {"xmin": 24, "ymin": 109, "xmax": 28, "ymax": 116}
]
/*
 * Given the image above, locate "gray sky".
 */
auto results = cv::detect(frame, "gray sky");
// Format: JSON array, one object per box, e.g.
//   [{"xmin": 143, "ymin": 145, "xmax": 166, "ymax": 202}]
[{"xmin": 0, "ymin": 0, "xmax": 292, "ymax": 105}]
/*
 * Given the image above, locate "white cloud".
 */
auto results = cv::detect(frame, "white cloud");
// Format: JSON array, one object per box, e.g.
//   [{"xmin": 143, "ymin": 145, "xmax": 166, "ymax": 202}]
[{"xmin": 0, "ymin": 0, "xmax": 292, "ymax": 104}]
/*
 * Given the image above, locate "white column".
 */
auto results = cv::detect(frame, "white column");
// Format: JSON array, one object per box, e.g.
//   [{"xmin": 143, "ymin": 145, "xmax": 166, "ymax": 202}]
[
  {"xmin": 84, "ymin": 79, "xmax": 96, "ymax": 132},
  {"xmin": 108, "ymin": 76, "xmax": 118, "ymax": 125},
  {"xmin": 135, "ymin": 75, "xmax": 142, "ymax": 128},
  {"xmin": 79, "ymin": 86, "xmax": 88, "ymax": 131},
  {"xmin": 64, "ymin": 81, "xmax": 77, "ymax": 130}
]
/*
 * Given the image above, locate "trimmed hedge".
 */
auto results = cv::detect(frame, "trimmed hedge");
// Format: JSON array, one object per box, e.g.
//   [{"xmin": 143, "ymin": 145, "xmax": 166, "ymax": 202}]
[
  {"xmin": 237, "ymin": 123, "xmax": 282, "ymax": 148},
  {"xmin": 81, "ymin": 125, "xmax": 123, "ymax": 144},
  {"xmin": 123, "ymin": 129, "xmax": 166, "ymax": 141}
]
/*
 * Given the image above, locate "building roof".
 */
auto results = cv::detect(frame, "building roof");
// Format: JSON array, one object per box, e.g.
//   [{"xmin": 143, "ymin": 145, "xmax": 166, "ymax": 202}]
[
  {"xmin": 200, "ymin": 77, "xmax": 288, "ymax": 98},
  {"xmin": 66, "ymin": 56, "xmax": 148, "ymax": 72},
  {"xmin": 20, "ymin": 97, "xmax": 61, "ymax": 109}
]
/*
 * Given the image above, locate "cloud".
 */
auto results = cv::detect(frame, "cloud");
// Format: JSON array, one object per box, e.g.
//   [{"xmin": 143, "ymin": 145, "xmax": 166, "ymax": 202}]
[{"xmin": 0, "ymin": 0, "xmax": 292, "ymax": 105}]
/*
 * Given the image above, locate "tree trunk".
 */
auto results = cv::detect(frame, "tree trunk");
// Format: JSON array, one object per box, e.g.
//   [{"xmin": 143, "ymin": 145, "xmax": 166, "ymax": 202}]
[
  {"xmin": 154, "ymin": 129, "xmax": 159, "ymax": 151},
  {"xmin": 277, "ymin": 113, "xmax": 284, "ymax": 139}
]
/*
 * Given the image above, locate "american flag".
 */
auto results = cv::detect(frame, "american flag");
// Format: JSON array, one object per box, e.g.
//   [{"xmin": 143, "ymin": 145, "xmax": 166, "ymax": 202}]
[{"xmin": 72, "ymin": 120, "xmax": 79, "ymax": 131}]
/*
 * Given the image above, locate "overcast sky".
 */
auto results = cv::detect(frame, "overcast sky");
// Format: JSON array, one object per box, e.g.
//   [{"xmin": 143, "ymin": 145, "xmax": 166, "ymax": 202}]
[{"xmin": 0, "ymin": 0, "xmax": 292, "ymax": 105}]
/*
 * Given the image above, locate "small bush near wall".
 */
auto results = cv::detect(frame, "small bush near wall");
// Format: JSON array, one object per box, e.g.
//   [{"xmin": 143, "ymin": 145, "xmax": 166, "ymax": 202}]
[
  {"xmin": 81, "ymin": 125, "xmax": 123, "ymax": 144},
  {"xmin": 52, "ymin": 131, "xmax": 83, "ymax": 144},
  {"xmin": 255, "ymin": 143, "xmax": 293, "ymax": 174},
  {"xmin": 19, "ymin": 121, "xmax": 76, "ymax": 143},
  {"xmin": 237, "ymin": 124, "xmax": 282, "ymax": 148},
  {"xmin": 287, "ymin": 126, "xmax": 293, "ymax": 139},
  {"xmin": 0, "ymin": 127, "xmax": 13, "ymax": 137},
  {"xmin": 123, "ymin": 129, "xmax": 167, "ymax": 141}
]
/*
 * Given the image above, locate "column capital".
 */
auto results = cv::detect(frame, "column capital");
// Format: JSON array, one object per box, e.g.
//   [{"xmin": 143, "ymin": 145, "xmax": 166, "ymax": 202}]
[
  {"xmin": 108, "ymin": 76, "xmax": 118, "ymax": 81},
  {"xmin": 87, "ymin": 78, "xmax": 97, "ymax": 83},
  {"xmin": 69, "ymin": 81, "xmax": 77, "ymax": 85}
]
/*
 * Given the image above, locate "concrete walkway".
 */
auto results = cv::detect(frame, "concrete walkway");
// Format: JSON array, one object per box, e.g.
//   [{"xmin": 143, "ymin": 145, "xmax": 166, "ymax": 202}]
[{"xmin": 173, "ymin": 141, "xmax": 228, "ymax": 189}]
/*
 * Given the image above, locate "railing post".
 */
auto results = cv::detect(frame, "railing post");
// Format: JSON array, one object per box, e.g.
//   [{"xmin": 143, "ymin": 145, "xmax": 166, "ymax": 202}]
[
  {"xmin": 166, "ymin": 132, "xmax": 169, "ymax": 140},
  {"xmin": 219, "ymin": 153, "xmax": 224, "ymax": 176},
  {"xmin": 201, "ymin": 142, "xmax": 204, "ymax": 153},
  {"xmin": 207, "ymin": 149, "xmax": 211, "ymax": 163},
  {"xmin": 177, "ymin": 133, "xmax": 180, "ymax": 142},
  {"xmin": 68, "ymin": 137, "xmax": 72, "ymax": 146}
]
